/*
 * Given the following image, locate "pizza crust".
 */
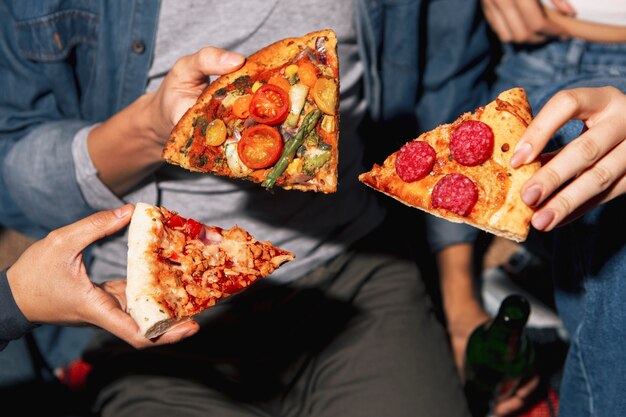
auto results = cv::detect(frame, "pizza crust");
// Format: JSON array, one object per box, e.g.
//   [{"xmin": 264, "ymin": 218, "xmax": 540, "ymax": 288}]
[
  {"xmin": 126, "ymin": 202, "xmax": 186, "ymax": 338},
  {"xmin": 359, "ymin": 88, "xmax": 540, "ymax": 242}
]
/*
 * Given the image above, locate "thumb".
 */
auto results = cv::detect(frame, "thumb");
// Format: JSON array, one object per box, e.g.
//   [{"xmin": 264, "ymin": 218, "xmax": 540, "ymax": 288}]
[
  {"xmin": 170, "ymin": 47, "xmax": 245, "ymax": 85},
  {"xmin": 61, "ymin": 204, "xmax": 135, "ymax": 253}
]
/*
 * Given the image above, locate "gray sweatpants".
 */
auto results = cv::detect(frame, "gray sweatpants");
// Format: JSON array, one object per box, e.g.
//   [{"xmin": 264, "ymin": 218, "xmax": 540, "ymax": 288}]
[{"xmin": 88, "ymin": 229, "xmax": 470, "ymax": 417}]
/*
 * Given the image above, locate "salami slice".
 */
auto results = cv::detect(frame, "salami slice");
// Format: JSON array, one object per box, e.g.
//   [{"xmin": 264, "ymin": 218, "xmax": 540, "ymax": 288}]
[
  {"xmin": 450, "ymin": 120, "xmax": 494, "ymax": 166},
  {"xmin": 431, "ymin": 173, "xmax": 478, "ymax": 217},
  {"xmin": 395, "ymin": 141, "xmax": 436, "ymax": 182}
]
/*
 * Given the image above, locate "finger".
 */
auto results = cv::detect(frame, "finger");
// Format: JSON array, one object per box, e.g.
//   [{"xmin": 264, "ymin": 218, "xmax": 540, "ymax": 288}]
[
  {"xmin": 550, "ymin": 0, "xmax": 576, "ymax": 15},
  {"xmin": 482, "ymin": 0, "xmax": 514, "ymax": 42},
  {"xmin": 493, "ymin": 376, "xmax": 540, "ymax": 416},
  {"xmin": 513, "ymin": 374, "xmax": 541, "ymax": 399},
  {"xmin": 559, "ymin": 174, "xmax": 626, "ymax": 226},
  {"xmin": 493, "ymin": 0, "xmax": 533, "ymax": 42},
  {"xmin": 169, "ymin": 47, "xmax": 245, "ymax": 86},
  {"xmin": 92, "ymin": 280, "xmax": 200, "ymax": 348},
  {"xmin": 493, "ymin": 394, "xmax": 525, "ymax": 416},
  {"xmin": 516, "ymin": 0, "xmax": 562, "ymax": 39},
  {"xmin": 90, "ymin": 305, "xmax": 199, "ymax": 349},
  {"xmin": 531, "ymin": 145, "xmax": 626, "ymax": 231},
  {"xmin": 99, "ymin": 280, "xmax": 128, "ymax": 310},
  {"xmin": 510, "ymin": 88, "xmax": 613, "ymax": 168},
  {"xmin": 53, "ymin": 205, "xmax": 134, "ymax": 253},
  {"xmin": 520, "ymin": 120, "xmax": 625, "ymax": 208},
  {"xmin": 516, "ymin": 0, "xmax": 553, "ymax": 42}
]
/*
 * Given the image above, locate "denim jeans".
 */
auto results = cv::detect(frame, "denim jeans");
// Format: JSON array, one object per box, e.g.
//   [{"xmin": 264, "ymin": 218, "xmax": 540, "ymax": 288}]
[{"xmin": 493, "ymin": 39, "xmax": 626, "ymax": 417}]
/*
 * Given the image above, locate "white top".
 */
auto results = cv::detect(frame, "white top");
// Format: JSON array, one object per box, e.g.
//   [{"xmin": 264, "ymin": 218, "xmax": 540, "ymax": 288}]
[{"xmin": 543, "ymin": 0, "xmax": 626, "ymax": 26}]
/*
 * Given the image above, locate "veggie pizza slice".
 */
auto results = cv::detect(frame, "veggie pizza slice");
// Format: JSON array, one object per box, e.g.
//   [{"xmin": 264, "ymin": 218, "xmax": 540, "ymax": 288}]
[{"xmin": 163, "ymin": 29, "xmax": 339, "ymax": 193}]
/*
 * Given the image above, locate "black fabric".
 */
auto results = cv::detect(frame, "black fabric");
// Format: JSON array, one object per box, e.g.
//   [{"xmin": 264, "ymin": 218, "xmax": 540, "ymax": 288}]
[{"xmin": 0, "ymin": 267, "xmax": 38, "ymax": 351}]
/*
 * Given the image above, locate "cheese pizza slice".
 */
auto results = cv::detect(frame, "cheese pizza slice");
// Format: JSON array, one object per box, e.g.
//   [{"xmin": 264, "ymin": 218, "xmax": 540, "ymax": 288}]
[
  {"xmin": 126, "ymin": 202, "xmax": 295, "ymax": 338},
  {"xmin": 358, "ymin": 88, "xmax": 541, "ymax": 242},
  {"xmin": 163, "ymin": 29, "xmax": 340, "ymax": 193}
]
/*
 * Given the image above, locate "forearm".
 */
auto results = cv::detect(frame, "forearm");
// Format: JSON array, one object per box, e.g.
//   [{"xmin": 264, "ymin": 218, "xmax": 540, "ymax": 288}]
[
  {"xmin": 88, "ymin": 93, "xmax": 165, "ymax": 196},
  {"xmin": 438, "ymin": 243, "xmax": 484, "ymax": 321}
]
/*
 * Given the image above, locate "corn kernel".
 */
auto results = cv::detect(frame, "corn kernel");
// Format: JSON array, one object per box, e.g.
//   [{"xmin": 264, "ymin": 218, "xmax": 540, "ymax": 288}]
[
  {"xmin": 251, "ymin": 81, "xmax": 263, "ymax": 93},
  {"xmin": 285, "ymin": 64, "xmax": 299, "ymax": 78}
]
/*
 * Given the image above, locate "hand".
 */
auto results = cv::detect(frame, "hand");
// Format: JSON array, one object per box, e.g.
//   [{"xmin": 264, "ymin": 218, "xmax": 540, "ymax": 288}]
[
  {"xmin": 88, "ymin": 47, "xmax": 244, "ymax": 196},
  {"xmin": 481, "ymin": 0, "xmax": 573, "ymax": 43},
  {"xmin": 510, "ymin": 86, "xmax": 626, "ymax": 231},
  {"xmin": 453, "ymin": 311, "xmax": 541, "ymax": 416},
  {"xmin": 493, "ymin": 374, "xmax": 541, "ymax": 416},
  {"xmin": 147, "ymin": 47, "xmax": 245, "ymax": 144},
  {"xmin": 6, "ymin": 205, "xmax": 199, "ymax": 349}
]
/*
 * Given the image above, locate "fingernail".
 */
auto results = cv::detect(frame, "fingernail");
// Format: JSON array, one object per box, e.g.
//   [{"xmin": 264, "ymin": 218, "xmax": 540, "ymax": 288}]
[
  {"xmin": 510, "ymin": 142, "xmax": 532, "ymax": 168},
  {"xmin": 532, "ymin": 210, "xmax": 555, "ymax": 231},
  {"xmin": 221, "ymin": 52, "xmax": 244, "ymax": 67},
  {"xmin": 522, "ymin": 184, "xmax": 543, "ymax": 207},
  {"xmin": 113, "ymin": 205, "xmax": 132, "ymax": 218}
]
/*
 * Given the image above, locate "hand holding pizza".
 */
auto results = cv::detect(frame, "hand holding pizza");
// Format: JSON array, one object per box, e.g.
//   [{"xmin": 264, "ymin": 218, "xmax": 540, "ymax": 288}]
[
  {"xmin": 511, "ymin": 86, "xmax": 626, "ymax": 231},
  {"xmin": 88, "ymin": 47, "xmax": 244, "ymax": 196},
  {"xmin": 6, "ymin": 205, "xmax": 199, "ymax": 349},
  {"xmin": 147, "ymin": 47, "xmax": 245, "ymax": 143}
]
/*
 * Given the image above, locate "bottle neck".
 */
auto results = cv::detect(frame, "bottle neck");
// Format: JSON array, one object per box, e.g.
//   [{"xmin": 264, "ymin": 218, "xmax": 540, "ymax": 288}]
[{"xmin": 484, "ymin": 319, "xmax": 524, "ymax": 358}]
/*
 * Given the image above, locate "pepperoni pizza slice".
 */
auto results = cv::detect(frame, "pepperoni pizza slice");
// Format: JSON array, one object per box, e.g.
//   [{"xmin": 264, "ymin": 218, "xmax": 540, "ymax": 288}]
[
  {"xmin": 358, "ymin": 88, "xmax": 541, "ymax": 242},
  {"xmin": 126, "ymin": 202, "xmax": 295, "ymax": 338},
  {"xmin": 163, "ymin": 29, "xmax": 339, "ymax": 193}
]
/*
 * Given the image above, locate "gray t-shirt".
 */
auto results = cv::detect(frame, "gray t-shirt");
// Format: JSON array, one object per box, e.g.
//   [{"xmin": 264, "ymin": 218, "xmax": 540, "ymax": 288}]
[{"xmin": 75, "ymin": 0, "xmax": 383, "ymax": 283}]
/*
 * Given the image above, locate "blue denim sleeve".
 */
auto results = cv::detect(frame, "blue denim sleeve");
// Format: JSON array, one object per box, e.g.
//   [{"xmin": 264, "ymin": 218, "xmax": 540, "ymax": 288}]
[
  {"xmin": 416, "ymin": 0, "xmax": 492, "ymax": 131},
  {"xmin": 0, "ymin": 268, "xmax": 38, "ymax": 351},
  {"xmin": 425, "ymin": 216, "xmax": 480, "ymax": 253},
  {"xmin": 0, "ymin": 3, "xmax": 97, "ymax": 231},
  {"xmin": 2, "ymin": 121, "xmax": 96, "ymax": 231},
  {"xmin": 71, "ymin": 125, "xmax": 128, "ymax": 212}
]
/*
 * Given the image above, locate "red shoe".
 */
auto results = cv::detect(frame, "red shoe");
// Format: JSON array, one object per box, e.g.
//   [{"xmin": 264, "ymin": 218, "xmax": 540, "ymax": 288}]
[{"xmin": 55, "ymin": 359, "xmax": 93, "ymax": 391}]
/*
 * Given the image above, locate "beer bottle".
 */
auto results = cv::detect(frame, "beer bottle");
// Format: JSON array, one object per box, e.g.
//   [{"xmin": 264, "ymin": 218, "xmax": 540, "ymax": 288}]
[{"xmin": 463, "ymin": 294, "xmax": 535, "ymax": 417}]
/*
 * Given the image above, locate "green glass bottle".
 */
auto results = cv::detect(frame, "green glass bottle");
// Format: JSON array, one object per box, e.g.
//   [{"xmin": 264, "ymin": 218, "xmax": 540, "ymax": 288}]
[{"xmin": 463, "ymin": 294, "xmax": 535, "ymax": 417}]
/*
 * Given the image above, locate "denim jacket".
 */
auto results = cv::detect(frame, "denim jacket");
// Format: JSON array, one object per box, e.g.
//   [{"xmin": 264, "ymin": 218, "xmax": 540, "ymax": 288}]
[
  {"xmin": 0, "ymin": 0, "xmax": 490, "ymax": 345},
  {"xmin": 0, "ymin": 0, "xmax": 490, "ymax": 236}
]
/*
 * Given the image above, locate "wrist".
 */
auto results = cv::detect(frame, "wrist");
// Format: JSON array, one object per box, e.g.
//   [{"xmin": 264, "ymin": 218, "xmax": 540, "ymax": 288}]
[
  {"xmin": 5, "ymin": 265, "xmax": 32, "ymax": 323},
  {"xmin": 134, "ymin": 93, "xmax": 169, "ymax": 149},
  {"xmin": 88, "ymin": 94, "xmax": 167, "ymax": 195}
]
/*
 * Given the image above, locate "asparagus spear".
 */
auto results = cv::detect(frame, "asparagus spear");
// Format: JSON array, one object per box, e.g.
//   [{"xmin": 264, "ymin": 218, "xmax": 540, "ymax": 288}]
[{"xmin": 262, "ymin": 109, "xmax": 322, "ymax": 190}]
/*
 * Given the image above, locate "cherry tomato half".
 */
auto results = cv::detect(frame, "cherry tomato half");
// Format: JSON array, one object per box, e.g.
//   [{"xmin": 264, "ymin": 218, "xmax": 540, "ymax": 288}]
[
  {"xmin": 232, "ymin": 94, "xmax": 252, "ymax": 119},
  {"xmin": 312, "ymin": 77, "xmax": 338, "ymax": 115},
  {"xmin": 237, "ymin": 125, "xmax": 284, "ymax": 169},
  {"xmin": 204, "ymin": 119, "xmax": 227, "ymax": 146},
  {"xmin": 249, "ymin": 84, "xmax": 290, "ymax": 125}
]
